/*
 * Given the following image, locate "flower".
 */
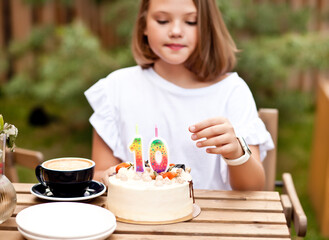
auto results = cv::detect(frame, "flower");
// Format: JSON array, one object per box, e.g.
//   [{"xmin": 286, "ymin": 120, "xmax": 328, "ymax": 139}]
[{"xmin": 0, "ymin": 114, "xmax": 18, "ymax": 151}]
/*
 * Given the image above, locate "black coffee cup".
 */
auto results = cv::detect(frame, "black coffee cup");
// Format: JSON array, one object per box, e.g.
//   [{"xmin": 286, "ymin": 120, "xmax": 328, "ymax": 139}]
[{"xmin": 35, "ymin": 157, "xmax": 95, "ymax": 197}]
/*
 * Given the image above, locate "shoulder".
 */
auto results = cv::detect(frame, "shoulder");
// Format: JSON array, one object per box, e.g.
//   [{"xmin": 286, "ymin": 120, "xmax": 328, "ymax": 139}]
[
  {"xmin": 100, "ymin": 66, "xmax": 152, "ymax": 87},
  {"xmin": 223, "ymin": 73, "xmax": 258, "ymax": 121},
  {"xmin": 219, "ymin": 72, "xmax": 252, "ymax": 95},
  {"xmin": 225, "ymin": 72, "xmax": 249, "ymax": 87},
  {"xmin": 106, "ymin": 65, "xmax": 145, "ymax": 79},
  {"xmin": 93, "ymin": 66, "xmax": 145, "ymax": 90},
  {"xmin": 85, "ymin": 66, "xmax": 144, "ymax": 96}
]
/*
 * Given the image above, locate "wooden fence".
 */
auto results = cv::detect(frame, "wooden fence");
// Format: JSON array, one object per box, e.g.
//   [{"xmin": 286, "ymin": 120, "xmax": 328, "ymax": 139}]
[
  {"xmin": 0, "ymin": 0, "xmax": 328, "ymax": 85},
  {"xmin": 309, "ymin": 78, "xmax": 329, "ymax": 237},
  {"xmin": 0, "ymin": 0, "xmax": 121, "ymax": 49},
  {"xmin": 0, "ymin": 0, "xmax": 120, "ymax": 83}
]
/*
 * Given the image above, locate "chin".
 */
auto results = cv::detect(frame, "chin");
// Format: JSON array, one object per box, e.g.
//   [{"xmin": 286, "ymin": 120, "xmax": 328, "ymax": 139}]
[{"xmin": 162, "ymin": 57, "xmax": 189, "ymax": 66}]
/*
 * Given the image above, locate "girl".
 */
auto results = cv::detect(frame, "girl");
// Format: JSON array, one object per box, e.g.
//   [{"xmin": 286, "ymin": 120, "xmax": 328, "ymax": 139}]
[{"xmin": 85, "ymin": 0, "xmax": 274, "ymax": 190}]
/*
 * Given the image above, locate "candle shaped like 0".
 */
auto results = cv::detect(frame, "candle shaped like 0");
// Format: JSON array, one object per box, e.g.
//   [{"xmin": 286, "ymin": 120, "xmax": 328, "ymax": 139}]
[
  {"xmin": 128, "ymin": 125, "xmax": 144, "ymax": 172},
  {"xmin": 148, "ymin": 125, "xmax": 169, "ymax": 173}
]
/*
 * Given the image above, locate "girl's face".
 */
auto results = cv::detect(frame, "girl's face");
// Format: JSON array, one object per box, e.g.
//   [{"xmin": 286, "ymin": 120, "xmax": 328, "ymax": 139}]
[{"xmin": 144, "ymin": 0, "xmax": 198, "ymax": 66}]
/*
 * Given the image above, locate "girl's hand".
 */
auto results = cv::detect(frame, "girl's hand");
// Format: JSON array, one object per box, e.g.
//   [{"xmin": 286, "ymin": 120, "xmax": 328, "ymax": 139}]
[
  {"xmin": 99, "ymin": 166, "xmax": 116, "ymax": 187},
  {"xmin": 189, "ymin": 117, "xmax": 244, "ymax": 160}
]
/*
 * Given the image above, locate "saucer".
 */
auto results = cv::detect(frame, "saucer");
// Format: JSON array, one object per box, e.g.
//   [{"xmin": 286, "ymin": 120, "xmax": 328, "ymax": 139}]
[{"xmin": 30, "ymin": 180, "xmax": 106, "ymax": 201}]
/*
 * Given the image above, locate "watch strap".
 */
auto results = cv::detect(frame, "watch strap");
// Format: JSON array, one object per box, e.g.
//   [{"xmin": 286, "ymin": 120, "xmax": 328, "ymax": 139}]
[{"xmin": 222, "ymin": 136, "xmax": 251, "ymax": 166}]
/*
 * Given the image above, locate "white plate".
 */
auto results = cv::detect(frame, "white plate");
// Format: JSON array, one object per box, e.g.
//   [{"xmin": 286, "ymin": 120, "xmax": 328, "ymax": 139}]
[
  {"xmin": 30, "ymin": 180, "xmax": 106, "ymax": 201},
  {"xmin": 17, "ymin": 226, "xmax": 116, "ymax": 240},
  {"xmin": 16, "ymin": 202, "xmax": 116, "ymax": 239}
]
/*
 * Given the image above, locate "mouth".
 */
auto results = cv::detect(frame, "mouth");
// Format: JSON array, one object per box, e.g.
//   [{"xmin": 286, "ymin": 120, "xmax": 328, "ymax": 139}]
[{"xmin": 165, "ymin": 44, "xmax": 185, "ymax": 51}]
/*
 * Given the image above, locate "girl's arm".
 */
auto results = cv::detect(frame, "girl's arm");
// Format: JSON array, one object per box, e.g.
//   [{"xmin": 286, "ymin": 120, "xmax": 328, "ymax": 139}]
[
  {"xmin": 91, "ymin": 129, "xmax": 122, "ymax": 185},
  {"xmin": 227, "ymin": 145, "xmax": 265, "ymax": 190},
  {"xmin": 189, "ymin": 117, "xmax": 265, "ymax": 191}
]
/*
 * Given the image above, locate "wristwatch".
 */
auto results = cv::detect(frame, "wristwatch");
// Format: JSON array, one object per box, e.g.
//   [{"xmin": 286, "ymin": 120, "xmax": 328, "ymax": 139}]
[{"xmin": 223, "ymin": 136, "xmax": 252, "ymax": 166}]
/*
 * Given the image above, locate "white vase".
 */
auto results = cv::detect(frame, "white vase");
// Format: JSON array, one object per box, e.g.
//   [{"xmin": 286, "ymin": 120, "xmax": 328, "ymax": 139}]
[{"xmin": 0, "ymin": 134, "xmax": 17, "ymax": 224}]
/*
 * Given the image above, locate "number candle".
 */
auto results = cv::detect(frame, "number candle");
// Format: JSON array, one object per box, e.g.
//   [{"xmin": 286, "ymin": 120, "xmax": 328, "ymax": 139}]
[
  {"xmin": 149, "ymin": 125, "xmax": 169, "ymax": 173},
  {"xmin": 128, "ymin": 124, "xmax": 144, "ymax": 172}
]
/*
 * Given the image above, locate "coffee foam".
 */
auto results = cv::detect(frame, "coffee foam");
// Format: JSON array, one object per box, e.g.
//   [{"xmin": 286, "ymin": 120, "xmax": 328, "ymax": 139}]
[{"xmin": 44, "ymin": 159, "xmax": 93, "ymax": 171}]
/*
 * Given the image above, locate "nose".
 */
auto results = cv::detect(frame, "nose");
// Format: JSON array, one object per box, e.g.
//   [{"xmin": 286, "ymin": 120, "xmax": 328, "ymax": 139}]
[{"xmin": 169, "ymin": 20, "xmax": 183, "ymax": 38}]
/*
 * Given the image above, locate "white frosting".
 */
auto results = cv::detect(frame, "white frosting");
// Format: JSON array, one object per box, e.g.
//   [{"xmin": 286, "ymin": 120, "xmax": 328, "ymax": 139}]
[{"xmin": 107, "ymin": 166, "xmax": 194, "ymax": 222}]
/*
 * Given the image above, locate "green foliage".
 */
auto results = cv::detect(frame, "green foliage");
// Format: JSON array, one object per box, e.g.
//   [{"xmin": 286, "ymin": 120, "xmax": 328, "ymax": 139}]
[
  {"xmin": 0, "ymin": 115, "xmax": 3, "ymax": 132},
  {"xmin": 217, "ymin": 0, "xmax": 311, "ymax": 36},
  {"xmin": 236, "ymin": 33, "xmax": 329, "ymax": 119},
  {"xmin": 2, "ymin": 0, "xmax": 325, "ymax": 127},
  {"xmin": 0, "ymin": 114, "xmax": 18, "ymax": 150},
  {"xmin": 4, "ymin": 22, "xmax": 118, "ymax": 116},
  {"xmin": 214, "ymin": 1, "xmax": 325, "ymax": 121},
  {"xmin": 23, "ymin": 0, "xmax": 73, "ymax": 6},
  {"xmin": 103, "ymin": 0, "xmax": 139, "ymax": 45},
  {"xmin": 2, "ymin": 1, "xmax": 325, "ymax": 125},
  {"xmin": 9, "ymin": 25, "xmax": 54, "ymax": 57}
]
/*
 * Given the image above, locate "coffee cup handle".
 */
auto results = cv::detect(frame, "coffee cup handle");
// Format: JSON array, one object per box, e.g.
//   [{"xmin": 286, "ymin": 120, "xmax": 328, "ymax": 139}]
[{"xmin": 35, "ymin": 165, "xmax": 47, "ymax": 187}]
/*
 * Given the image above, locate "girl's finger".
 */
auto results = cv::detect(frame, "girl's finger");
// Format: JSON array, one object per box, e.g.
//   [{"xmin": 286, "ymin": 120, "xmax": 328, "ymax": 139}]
[
  {"xmin": 192, "ymin": 121, "xmax": 234, "ymax": 141},
  {"xmin": 191, "ymin": 124, "xmax": 228, "ymax": 141},
  {"xmin": 205, "ymin": 147, "xmax": 223, "ymax": 154},
  {"xmin": 196, "ymin": 134, "xmax": 229, "ymax": 147},
  {"xmin": 189, "ymin": 117, "xmax": 227, "ymax": 133},
  {"xmin": 205, "ymin": 143, "xmax": 235, "ymax": 156}
]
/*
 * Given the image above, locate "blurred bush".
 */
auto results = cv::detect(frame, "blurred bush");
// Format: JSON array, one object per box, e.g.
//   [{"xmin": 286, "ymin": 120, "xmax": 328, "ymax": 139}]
[
  {"xmin": 1, "ymin": 0, "xmax": 329, "ymax": 126},
  {"xmin": 3, "ymin": 22, "xmax": 118, "ymax": 125},
  {"xmin": 217, "ymin": 0, "xmax": 328, "ymax": 120}
]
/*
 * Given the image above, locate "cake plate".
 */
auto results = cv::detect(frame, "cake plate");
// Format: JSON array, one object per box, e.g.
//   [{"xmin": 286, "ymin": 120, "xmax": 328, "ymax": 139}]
[{"xmin": 115, "ymin": 204, "xmax": 201, "ymax": 225}]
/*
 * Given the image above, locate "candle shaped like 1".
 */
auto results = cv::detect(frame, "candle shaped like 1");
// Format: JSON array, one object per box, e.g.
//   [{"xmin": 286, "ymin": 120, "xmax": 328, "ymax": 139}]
[
  {"xmin": 128, "ymin": 125, "xmax": 144, "ymax": 172},
  {"xmin": 149, "ymin": 125, "xmax": 169, "ymax": 173}
]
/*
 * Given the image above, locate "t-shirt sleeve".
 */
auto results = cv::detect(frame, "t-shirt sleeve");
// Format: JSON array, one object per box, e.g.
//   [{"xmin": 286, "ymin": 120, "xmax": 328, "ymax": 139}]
[
  {"xmin": 219, "ymin": 79, "xmax": 275, "ymax": 186},
  {"xmin": 84, "ymin": 74, "xmax": 125, "ymax": 161},
  {"xmin": 226, "ymin": 81, "xmax": 274, "ymax": 160}
]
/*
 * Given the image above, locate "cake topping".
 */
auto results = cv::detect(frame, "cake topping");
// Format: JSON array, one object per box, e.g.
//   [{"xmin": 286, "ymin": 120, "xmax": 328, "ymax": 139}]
[
  {"xmin": 116, "ymin": 162, "xmax": 132, "ymax": 173},
  {"xmin": 113, "ymin": 162, "xmax": 192, "ymax": 186},
  {"xmin": 160, "ymin": 171, "xmax": 177, "ymax": 180}
]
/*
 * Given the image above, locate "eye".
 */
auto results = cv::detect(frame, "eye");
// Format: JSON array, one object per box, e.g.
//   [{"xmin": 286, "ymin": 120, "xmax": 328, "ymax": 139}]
[
  {"xmin": 157, "ymin": 20, "xmax": 168, "ymax": 25},
  {"xmin": 186, "ymin": 21, "xmax": 197, "ymax": 26}
]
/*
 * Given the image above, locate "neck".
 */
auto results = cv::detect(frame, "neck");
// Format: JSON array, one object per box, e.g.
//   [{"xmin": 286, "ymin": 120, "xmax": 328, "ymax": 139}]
[
  {"xmin": 153, "ymin": 60, "xmax": 228, "ymax": 89},
  {"xmin": 153, "ymin": 61, "xmax": 199, "ymax": 88}
]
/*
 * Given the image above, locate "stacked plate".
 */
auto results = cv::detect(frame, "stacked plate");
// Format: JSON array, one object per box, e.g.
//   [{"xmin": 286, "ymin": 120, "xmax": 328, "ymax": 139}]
[{"xmin": 16, "ymin": 202, "xmax": 116, "ymax": 240}]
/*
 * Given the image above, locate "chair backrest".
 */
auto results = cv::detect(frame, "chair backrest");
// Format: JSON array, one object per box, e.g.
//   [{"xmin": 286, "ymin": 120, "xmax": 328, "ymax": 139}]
[
  {"xmin": 258, "ymin": 108, "xmax": 279, "ymax": 191},
  {"xmin": 5, "ymin": 147, "xmax": 44, "ymax": 182}
]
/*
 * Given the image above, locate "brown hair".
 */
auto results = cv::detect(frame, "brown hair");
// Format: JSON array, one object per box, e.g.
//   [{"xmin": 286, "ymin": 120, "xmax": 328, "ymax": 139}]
[{"xmin": 132, "ymin": 0, "xmax": 238, "ymax": 81}]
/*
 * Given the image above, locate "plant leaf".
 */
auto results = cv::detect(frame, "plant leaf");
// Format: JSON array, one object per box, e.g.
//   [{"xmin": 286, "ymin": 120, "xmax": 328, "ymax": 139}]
[{"xmin": 0, "ymin": 115, "xmax": 4, "ymax": 132}]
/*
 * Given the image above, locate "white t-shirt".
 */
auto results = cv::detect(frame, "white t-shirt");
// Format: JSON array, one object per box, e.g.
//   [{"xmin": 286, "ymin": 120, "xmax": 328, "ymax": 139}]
[{"xmin": 85, "ymin": 66, "xmax": 274, "ymax": 190}]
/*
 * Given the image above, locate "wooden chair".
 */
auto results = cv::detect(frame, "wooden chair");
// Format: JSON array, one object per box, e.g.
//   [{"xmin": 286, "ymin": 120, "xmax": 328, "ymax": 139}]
[
  {"xmin": 4, "ymin": 147, "xmax": 44, "ymax": 182},
  {"xmin": 259, "ymin": 108, "xmax": 307, "ymax": 237}
]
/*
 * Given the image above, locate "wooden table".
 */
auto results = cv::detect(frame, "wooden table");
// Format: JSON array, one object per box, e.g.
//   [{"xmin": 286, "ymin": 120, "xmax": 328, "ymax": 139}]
[{"xmin": 0, "ymin": 183, "xmax": 291, "ymax": 239}]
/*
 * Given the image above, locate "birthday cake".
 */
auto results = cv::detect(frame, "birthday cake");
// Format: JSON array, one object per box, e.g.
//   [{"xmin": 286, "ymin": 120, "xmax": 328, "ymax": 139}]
[{"xmin": 106, "ymin": 162, "xmax": 194, "ymax": 223}]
